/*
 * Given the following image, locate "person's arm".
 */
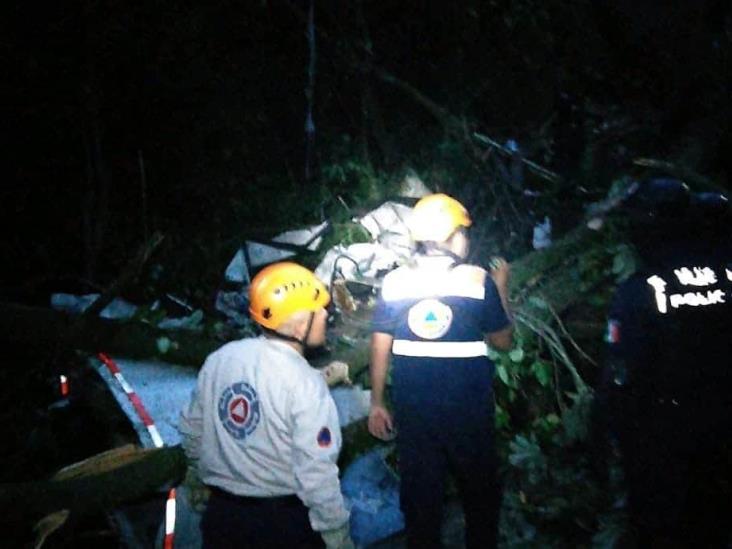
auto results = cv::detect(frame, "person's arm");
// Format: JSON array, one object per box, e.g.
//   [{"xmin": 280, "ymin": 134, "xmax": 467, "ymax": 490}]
[
  {"xmin": 486, "ymin": 258, "xmax": 514, "ymax": 351},
  {"xmin": 179, "ymin": 386, "xmax": 204, "ymax": 464},
  {"xmin": 178, "ymin": 381, "xmax": 209, "ymax": 509},
  {"xmin": 290, "ymin": 376, "xmax": 351, "ymax": 547},
  {"xmin": 368, "ymin": 332, "xmax": 395, "ymax": 440},
  {"xmin": 487, "ymin": 325, "xmax": 514, "ymax": 351}
]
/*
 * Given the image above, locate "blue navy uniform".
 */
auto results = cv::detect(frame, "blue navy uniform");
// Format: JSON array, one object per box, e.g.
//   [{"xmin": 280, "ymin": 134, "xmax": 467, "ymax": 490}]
[
  {"xmin": 371, "ymin": 255, "xmax": 510, "ymax": 548},
  {"xmin": 601, "ymin": 237, "xmax": 732, "ymax": 547}
]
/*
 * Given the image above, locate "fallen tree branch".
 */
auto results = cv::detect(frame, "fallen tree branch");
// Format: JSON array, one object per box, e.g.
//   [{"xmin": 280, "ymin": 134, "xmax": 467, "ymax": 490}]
[
  {"xmin": 81, "ymin": 231, "xmax": 165, "ymax": 320},
  {"xmin": 0, "ymin": 302, "xmax": 220, "ymax": 367},
  {"xmin": 515, "ymin": 310, "xmax": 588, "ymax": 394},
  {"xmin": 0, "ymin": 445, "xmax": 186, "ymax": 524},
  {"xmin": 633, "ymin": 157, "xmax": 727, "ymax": 193},
  {"xmin": 545, "ymin": 302, "xmax": 598, "ymax": 367},
  {"xmin": 473, "ymin": 132, "xmax": 562, "ymax": 184}
]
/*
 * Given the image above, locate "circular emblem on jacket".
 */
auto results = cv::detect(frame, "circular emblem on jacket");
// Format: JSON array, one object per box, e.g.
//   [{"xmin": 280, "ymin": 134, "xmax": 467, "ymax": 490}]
[
  {"xmin": 407, "ymin": 298, "xmax": 453, "ymax": 339},
  {"xmin": 218, "ymin": 381, "xmax": 261, "ymax": 441}
]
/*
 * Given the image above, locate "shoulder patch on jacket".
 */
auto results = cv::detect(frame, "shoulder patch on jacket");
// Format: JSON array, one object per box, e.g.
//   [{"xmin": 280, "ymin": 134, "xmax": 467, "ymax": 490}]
[{"xmin": 317, "ymin": 427, "xmax": 332, "ymax": 448}]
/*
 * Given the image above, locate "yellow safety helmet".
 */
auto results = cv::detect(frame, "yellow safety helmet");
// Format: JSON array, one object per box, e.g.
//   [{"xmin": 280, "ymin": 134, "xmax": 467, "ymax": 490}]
[
  {"xmin": 249, "ymin": 262, "xmax": 330, "ymax": 330},
  {"xmin": 408, "ymin": 193, "xmax": 472, "ymax": 242}
]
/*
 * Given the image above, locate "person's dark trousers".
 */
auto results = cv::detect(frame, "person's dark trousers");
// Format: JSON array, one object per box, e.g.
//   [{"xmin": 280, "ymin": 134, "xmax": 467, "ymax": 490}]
[
  {"xmin": 395, "ymin": 395, "xmax": 499, "ymax": 549},
  {"xmin": 621, "ymin": 424, "xmax": 732, "ymax": 549},
  {"xmin": 201, "ymin": 487, "xmax": 324, "ymax": 549}
]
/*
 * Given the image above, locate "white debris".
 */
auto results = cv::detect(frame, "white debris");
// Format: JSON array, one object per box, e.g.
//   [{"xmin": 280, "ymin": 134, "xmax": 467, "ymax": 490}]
[
  {"xmin": 272, "ymin": 220, "xmax": 329, "ymax": 250},
  {"xmin": 398, "ymin": 173, "xmax": 432, "ymax": 198},
  {"xmin": 224, "ymin": 248, "xmax": 250, "ymax": 284},
  {"xmin": 233, "ymin": 221, "xmax": 329, "ymax": 270},
  {"xmin": 315, "ymin": 243, "xmax": 402, "ymax": 287},
  {"xmin": 341, "ymin": 447, "xmax": 404, "ymax": 547},
  {"xmin": 532, "ymin": 216, "xmax": 552, "ymax": 250},
  {"xmin": 157, "ymin": 310, "xmax": 204, "ymax": 331},
  {"xmin": 214, "ymin": 290, "xmax": 250, "ymax": 327},
  {"xmin": 330, "ymin": 385, "xmax": 371, "ymax": 427},
  {"xmin": 245, "ymin": 241, "xmax": 297, "ymax": 268},
  {"xmin": 50, "ymin": 293, "xmax": 138, "ymax": 320},
  {"xmin": 357, "ymin": 201, "xmax": 413, "ymax": 245}
]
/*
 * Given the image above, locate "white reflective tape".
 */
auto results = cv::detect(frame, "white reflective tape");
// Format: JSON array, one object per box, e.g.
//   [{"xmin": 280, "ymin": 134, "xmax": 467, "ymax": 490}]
[
  {"xmin": 392, "ymin": 339, "xmax": 488, "ymax": 358},
  {"xmin": 147, "ymin": 425, "xmax": 165, "ymax": 448},
  {"xmin": 669, "ymin": 289, "xmax": 726, "ymax": 308},
  {"xmin": 647, "ymin": 275, "xmax": 668, "ymax": 314},
  {"xmin": 114, "ymin": 373, "xmax": 134, "ymax": 394},
  {"xmin": 165, "ymin": 490, "xmax": 176, "ymax": 535},
  {"xmin": 382, "ymin": 272, "xmax": 485, "ymax": 301},
  {"xmin": 674, "ymin": 266, "xmax": 717, "ymax": 286}
]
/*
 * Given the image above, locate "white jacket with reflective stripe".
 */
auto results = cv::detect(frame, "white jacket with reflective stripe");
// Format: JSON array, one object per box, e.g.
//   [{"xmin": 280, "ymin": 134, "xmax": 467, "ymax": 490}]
[{"xmin": 179, "ymin": 336, "xmax": 349, "ymax": 532}]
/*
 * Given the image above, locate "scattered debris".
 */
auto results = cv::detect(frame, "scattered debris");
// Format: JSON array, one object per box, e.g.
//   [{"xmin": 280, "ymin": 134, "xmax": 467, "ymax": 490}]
[
  {"xmin": 51, "ymin": 293, "xmax": 138, "ymax": 320},
  {"xmin": 532, "ymin": 216, "xmax": 552, "ymax": 250},
  {"xmin": 341, "ymin": 448, "xmax": 403, "ymax": 547},
  {"xmin": 397, "ymin": 173, "xmax": 432, "ymax": 199}
]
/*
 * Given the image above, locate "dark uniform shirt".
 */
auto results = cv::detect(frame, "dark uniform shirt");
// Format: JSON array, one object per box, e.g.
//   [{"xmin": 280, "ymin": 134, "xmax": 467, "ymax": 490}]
[
  {"xmin": 371, "ymin": 255, "xmax": 510, "ymax": 417},
  {"xmin": 606, "ymin": 241, "xmax": 732, "ymax": 439},
  {"xmin": 603, "ymin": 238, "xmax": 732, "ymax": 541},
  {"xmin": 370, "ymin": 255, "xmax": 511, "ymax": 548}
]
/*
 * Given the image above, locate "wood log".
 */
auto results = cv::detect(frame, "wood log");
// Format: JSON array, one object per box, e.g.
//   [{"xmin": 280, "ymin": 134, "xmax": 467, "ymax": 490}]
[{"xmin": 0, "ymin": 445, "xmax": 186, "ymax": 524}]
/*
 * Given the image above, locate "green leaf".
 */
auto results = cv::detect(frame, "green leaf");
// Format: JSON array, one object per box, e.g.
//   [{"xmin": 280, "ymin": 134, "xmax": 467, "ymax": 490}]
[
  {"xmin": 495, "ymin": 405, "xmax": 510, "ymax": 430},
  {"xmin": 611, "ymin": 244, "xmax": 638, "ymax": 282},
  {"xmin": 496, "ymin": 364, "xmax": 510, "ymax": 385},
  {"xmin": 508, "ymin": 434, "xmax": 547, "ymax": 484},
  {"xmin": 527, "ymin": 295, "xmax": 549, "ymax": 310},
  {"xmin": 156, "ymin": 336, "xmax": 171, "ymax": 355},
  {"xmin": 509, "ymin": 348, "xmax": 525, "ymax": 363},
  {"xmin": 530, "ymin": 360, "xmax": 552, "ymax": 387}
]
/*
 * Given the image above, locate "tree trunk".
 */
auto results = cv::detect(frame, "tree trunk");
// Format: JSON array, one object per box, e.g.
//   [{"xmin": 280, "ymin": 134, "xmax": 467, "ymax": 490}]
[
  {"xmin": 0, "ymin": 445, "xmax": 186, "ymax": 524},
  {"xmin": 0, "ymin": 302, "xmax": 221, "ymax": 367}
]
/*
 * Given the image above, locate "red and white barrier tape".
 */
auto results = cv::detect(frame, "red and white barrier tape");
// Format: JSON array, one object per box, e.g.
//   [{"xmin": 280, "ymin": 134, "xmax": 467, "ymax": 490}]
[
  {"xmin": 164, "ymin": 488, "xmax": 177, "ymax": 549},
  {"xmin": 59, "ymin": 374, "xmax": 69, "ymax": 397},
  {"xmin": 98, "ymin": 353, "xmax": 165, "ymax": 448},
  {"xmin": 97, "ymin": 353, "xmax": 177, "ymax": 548}
]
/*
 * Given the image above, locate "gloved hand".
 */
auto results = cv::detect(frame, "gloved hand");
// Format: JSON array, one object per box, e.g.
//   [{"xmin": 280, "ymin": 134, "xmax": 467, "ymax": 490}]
[{"xmin": 320, "ymin": 523, "xmax": 355, "ymax": 549}]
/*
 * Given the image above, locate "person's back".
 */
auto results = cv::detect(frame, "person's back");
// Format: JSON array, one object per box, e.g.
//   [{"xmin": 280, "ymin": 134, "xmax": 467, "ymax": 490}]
[
  {"xmin": 368, "ymin": 193, "xmax": 513, "ymax": 549},
  {"xmin": 379, "ymin": 258, "xmax": 501, "ymax": 412},
  {"xmin": 602, "ymin": 179, "xmax": 732, "ymax": 547},
  {"xmin": 180, "ymin": 262, "xmax": 353, "ymax": 549}
]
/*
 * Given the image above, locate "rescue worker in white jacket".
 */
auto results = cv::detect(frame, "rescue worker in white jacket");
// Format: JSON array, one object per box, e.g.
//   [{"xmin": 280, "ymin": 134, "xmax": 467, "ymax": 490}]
[{"xmin": 180, "ymin": 262, "xmax": 353, "ymax": 549}]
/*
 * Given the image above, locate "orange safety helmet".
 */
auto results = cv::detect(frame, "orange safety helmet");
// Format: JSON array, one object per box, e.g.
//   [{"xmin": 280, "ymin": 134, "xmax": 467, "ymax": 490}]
[
  {"xmin": 408, "ymin": 193, "xmax": 472, "ymax": 242},
  {"xmin": 248, "ymin": 262, "xmax": 330, "ymax": 330}
]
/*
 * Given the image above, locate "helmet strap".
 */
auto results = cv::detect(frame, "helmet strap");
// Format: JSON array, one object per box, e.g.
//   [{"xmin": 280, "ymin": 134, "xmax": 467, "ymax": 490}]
[
  {"xmin": 263, "ymin": 311, "xmax": 316, "ymax": 350},
  {"xmin": 442, "ymin": 249, "xmax": 465, "ymax": 268},
  {"xmin": 301, "ymin": 311, "xmax": 315, "ymax": 348},
  {"xmin": 415, "ymin": 242, "xmax": 465, "ymax": 268}
]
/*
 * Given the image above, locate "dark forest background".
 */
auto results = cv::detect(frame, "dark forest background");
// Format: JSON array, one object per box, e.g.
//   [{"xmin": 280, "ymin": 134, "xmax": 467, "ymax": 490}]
[{"xmin": 4, "ymin": 0, "xmax": 731, "ymax": 302}]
